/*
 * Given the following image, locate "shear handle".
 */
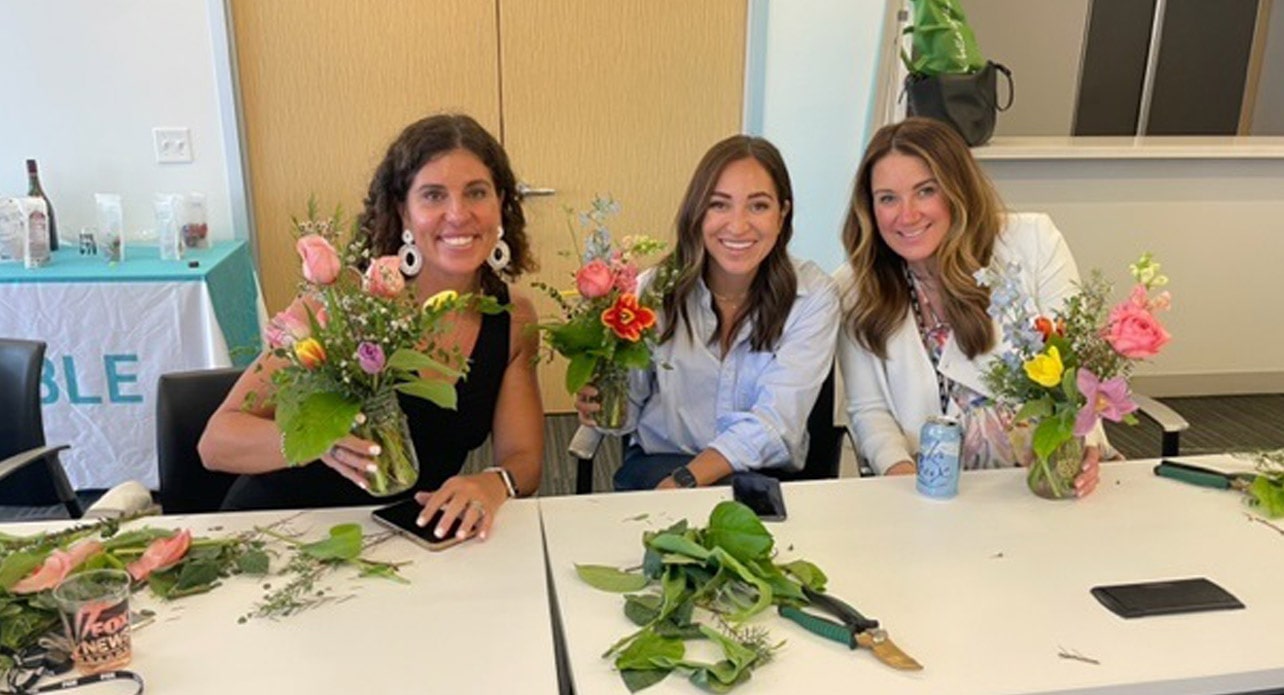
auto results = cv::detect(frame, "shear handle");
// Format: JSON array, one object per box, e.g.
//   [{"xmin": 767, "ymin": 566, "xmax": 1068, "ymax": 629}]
[{"xmin": 802, "ymin": 586, "xmax": 880, "ymax": 633}]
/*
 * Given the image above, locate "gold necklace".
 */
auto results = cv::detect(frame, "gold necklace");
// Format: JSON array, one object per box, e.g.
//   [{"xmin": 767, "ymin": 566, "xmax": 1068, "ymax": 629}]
[{"xmin": 711, "ymin": 290, "xmax": 748, "ymax": 306}]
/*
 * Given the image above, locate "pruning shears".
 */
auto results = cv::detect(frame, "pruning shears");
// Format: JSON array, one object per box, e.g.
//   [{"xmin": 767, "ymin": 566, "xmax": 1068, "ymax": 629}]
[
  {"xmin": 778, "ymin": 586, "xmax": 923, "ymax": 671},
  {"xmin": 1153, "ymin": 460, "xmax": 1255, "ymax": 491}
]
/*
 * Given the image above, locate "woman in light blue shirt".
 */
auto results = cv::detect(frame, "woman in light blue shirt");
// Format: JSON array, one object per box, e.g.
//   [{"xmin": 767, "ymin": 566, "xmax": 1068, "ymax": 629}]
[{"xmin": 576, "ymin": 135, "xmax": 840, "ymax": 490}]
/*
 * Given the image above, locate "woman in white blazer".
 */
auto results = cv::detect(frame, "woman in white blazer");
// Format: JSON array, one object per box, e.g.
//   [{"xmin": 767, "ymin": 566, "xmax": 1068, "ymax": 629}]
[{"xmin": 836, "ymin": 118, "xmax": 1102, "ymax": 497}]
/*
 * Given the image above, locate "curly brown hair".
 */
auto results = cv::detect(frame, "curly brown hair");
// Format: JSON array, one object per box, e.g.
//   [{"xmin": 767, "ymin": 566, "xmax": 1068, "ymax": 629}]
[
  {"xmin": 357, "ymin": 113, "xmax": 535, "ymax": 296},
  {"xmin": 841, "ymin": 117, "xmax": 1004, "ymax": 359},
  {"xmin": 659, "ymin": 135, "xmax": 797, "ymax": 352}
]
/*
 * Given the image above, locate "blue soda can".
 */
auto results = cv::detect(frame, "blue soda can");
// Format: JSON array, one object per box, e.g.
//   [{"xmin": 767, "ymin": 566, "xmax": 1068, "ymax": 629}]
[{"xmin": 917, "ymin": 416, "xmax": 961, "ymax": 499}]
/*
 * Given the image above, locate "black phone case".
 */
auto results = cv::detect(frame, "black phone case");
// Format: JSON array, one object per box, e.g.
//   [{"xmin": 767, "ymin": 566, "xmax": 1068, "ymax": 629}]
[
  {"xmin": 731, "ymin": 472, "xmax": 787, "ymax": 521},
  {"xmin": 1090, "ymin": 577, "xmax": 1245, "ymax": 618},
  {"xmin": 371, "ymin": 498, "xmax": 466, "ymax": 551}
]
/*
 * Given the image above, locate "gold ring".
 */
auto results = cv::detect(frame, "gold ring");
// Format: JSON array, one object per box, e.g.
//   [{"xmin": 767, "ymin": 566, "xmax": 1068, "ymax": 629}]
[{"xmin": 467, "ymin": 500, "xmax": 485, "ymax": 515}]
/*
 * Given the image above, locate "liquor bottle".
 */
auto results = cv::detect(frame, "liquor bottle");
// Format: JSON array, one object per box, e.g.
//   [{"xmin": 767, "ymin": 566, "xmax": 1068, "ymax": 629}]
[{"xmin": 25, "ymin": 159, "xmax": 58, "ymax": 251}]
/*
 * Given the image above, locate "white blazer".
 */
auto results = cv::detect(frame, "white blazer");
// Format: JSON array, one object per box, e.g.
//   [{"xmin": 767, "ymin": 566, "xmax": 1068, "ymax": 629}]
[{"xmin": 836, "ymin": 212, "xmax": 1099, "ymax": 474}]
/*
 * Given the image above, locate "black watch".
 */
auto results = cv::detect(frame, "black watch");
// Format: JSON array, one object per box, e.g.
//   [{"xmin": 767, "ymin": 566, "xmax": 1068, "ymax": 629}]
[{"xmin": 671, "ymin": 466, "xmax": 698, "ymax": 488}]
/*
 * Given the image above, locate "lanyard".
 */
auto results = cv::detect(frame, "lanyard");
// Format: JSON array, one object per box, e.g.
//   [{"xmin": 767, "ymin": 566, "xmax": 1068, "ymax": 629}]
[{"xmin": 19, "ymin": 671, "xmax": 144, "ymax": 694}]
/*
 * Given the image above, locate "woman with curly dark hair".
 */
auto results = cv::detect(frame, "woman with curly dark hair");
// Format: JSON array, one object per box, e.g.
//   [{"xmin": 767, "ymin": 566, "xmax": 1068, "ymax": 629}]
[{"xmin": 202, "ymin": 114, "xmax": 544, "ymax": 539}]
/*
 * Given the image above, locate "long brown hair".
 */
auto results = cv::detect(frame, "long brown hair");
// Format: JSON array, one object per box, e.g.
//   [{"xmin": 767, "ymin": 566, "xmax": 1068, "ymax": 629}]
[
  {"xmin": 659, "ymin": 135, "xmax": 796, "ymax": 351},
  {"xmin": 357, "ymin": 113, "xmax": 535, "ymax": 296},
  {"xmin": 841, "ymin": 117, "xmax": 1005, "ymax": 359}
]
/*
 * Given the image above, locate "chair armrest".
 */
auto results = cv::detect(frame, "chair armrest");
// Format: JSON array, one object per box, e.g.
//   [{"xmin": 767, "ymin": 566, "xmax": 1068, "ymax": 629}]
[
  {"xmin": 1132, "ymin": 394, "xmax": 1189, "ymax": 434},
  {"xmin": 1132, "ymin": 394, "xmax": 1189, "ymax": 458},
  {"xmin": 0, "ymin": 444, "xmax": 71, "ymax": 482}
]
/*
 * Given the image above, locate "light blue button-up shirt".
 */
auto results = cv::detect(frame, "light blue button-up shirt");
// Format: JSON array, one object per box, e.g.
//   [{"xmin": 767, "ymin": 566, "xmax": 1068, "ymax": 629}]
[{"xmin": 624, "ymin": 257, "xmax": 840, "ymax": 473}]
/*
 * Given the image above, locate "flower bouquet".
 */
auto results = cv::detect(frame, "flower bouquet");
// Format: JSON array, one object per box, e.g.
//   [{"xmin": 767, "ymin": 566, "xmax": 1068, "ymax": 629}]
[
  {"xmin": 976, "ymin": 253, "xmax": 1173, "ymax": 498},
  {"xmin": 534, "ymin": 197, "xmax": 670, "ymax": 429},
  {"xmin": 260, "ymin": 200, "xmax": 492, "ymax": 496}
]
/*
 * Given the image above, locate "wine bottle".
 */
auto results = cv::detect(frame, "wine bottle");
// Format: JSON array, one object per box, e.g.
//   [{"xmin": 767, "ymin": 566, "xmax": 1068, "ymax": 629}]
[{"xmin": 25, "ymin": 159, "xmax": 58, "ymax": 251}]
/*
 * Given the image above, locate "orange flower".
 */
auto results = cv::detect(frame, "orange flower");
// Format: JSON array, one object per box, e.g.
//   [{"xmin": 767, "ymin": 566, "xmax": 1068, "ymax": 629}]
[
  {"xmin": 601, "ymin": 293, "xmax": 656, "ymax": 342},
  {"xmin": 1033, "ymin": 316, "xmax": 1065, "ymax": 341},
  {"xmin": 294, "ymin": 337, "xmax": 326, "ymax": 369}
]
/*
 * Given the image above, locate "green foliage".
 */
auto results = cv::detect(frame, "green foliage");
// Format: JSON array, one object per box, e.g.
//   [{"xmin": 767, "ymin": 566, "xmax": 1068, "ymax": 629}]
[
  {"xmin": 578, "ymin": 501, "xmax": 822, "ymax": 692},
  {"xmin": 278, "ymin": 391, "xmax": 362, "ymax": 464},
  {"xmin": 299, "ymin": 523, "xmax": 363, "ymax": 561},
  {"xmin": 576, "ymin": 565, "xmax": 651, "ymax": 593}
]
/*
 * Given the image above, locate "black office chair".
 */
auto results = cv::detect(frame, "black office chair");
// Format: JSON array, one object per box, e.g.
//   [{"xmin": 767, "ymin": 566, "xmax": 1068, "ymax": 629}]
[
  {"xmin": 156, "ymin": 367, "xmax": 244, "ymax": 513},
  {"xmin": 0, "ymin": 338, "xmax": 82, "ymax": 519},
  {"xmin": 571, "ymin": 367, "xmax": 845, "ymax": 494}
]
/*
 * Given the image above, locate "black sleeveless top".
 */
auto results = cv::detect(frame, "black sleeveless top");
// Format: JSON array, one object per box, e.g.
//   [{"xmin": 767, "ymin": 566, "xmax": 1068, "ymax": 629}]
[{"xmin": 221, "ymin": 287, "xmax": 512, "ymax": 511}]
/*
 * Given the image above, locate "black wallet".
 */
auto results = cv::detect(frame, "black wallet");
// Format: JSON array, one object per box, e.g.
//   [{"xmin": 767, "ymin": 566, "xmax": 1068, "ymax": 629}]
[{"xmin": 1090, "ymin": 577, "xmax": 1245, "ymax": 619}]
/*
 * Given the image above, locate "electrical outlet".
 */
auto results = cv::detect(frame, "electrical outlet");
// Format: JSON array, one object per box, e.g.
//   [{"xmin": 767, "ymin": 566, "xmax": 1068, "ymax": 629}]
[{"xmin": 153, "ymin": 127, "xmax": 193, "ymax": 164}]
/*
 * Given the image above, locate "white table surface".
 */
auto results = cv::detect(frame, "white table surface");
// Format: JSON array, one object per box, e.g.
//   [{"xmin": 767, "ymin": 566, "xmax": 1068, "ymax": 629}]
[
  {"xmin": 540, "ymin": 457, "xmax": 1284, "ymax": 695},
  {"xmin": 4, "ymin": 500, "xmax": 559, "ymax": 694}
]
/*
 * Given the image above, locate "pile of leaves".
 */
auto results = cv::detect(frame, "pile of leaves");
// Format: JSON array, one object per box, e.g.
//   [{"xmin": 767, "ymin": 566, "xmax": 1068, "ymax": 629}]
[
  {"xmin": 1244, "ymin": 449, "xmax": 1284, "ymax": 517},
  {"xmin": 0, "ymin": 516, "xmax": 404, "ymax": 678},
  {"xmin": 575, "ymin": 501, "xmax": 827, "ymax": 692}
]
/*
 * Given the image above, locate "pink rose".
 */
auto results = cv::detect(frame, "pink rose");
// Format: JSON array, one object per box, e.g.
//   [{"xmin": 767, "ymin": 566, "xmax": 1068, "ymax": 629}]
[
  {"xmin": 1105, "ymin": 300, "xmax": 1171, "ymax": 359},
  {"xmin": 365, "ymin": 256, "xmax": 405, "ymax": 298},
  {"xmin": 296, "ymin": 234, "xmax": 341, "ymax": 285},
  {"xmin": 9, "ymin": 539, "xmax": 103, "ymax": 594},
  {"xmin": 127, "ymin": 530, "xmax": 192, "ymax": 582},
  {"xmin": 576, "ymin": 259, "xmax": 614, "ymax": 299}
]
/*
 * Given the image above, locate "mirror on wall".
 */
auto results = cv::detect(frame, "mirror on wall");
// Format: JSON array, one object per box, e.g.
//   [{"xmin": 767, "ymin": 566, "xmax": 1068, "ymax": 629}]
[{"xmin": 960, "ymin": 0, "xmax": 1284, "ymax": 137}]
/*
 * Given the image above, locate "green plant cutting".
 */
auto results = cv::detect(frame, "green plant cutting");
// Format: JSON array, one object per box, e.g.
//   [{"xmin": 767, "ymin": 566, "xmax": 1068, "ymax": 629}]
[
  {"xmin": 575, "ymin": 501, "xmax": 829, "ymax": 692},
  {"xmin": 0, "ymin": 517, "xmax": 405, "ymax": 679}
]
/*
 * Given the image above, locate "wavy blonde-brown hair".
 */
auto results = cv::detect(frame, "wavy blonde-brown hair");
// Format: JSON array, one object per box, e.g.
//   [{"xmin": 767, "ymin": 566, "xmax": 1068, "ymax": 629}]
[{"xmin": 841, "ymin": 117, "xmax": 1004, "ymax": 359}]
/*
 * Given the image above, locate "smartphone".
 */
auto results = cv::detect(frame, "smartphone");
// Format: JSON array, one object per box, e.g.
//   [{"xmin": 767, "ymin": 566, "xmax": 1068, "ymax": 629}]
[
  {"xmin": 371, "ymin": 498, "xmax": 469, "ymax": 551},
  {"xmin": 731, "ymin": 472, "xmax": 787, "ymax": 522},
  {"xmin": 1090, "ymin": 577, "xmax": 1244, "ymax": 618}
]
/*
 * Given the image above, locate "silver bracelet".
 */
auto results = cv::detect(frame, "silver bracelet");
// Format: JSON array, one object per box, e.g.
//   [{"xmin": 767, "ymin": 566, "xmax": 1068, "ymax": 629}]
[{"xmin": 483, "ymin": 466, "xmax": 518, "ymax": 498}]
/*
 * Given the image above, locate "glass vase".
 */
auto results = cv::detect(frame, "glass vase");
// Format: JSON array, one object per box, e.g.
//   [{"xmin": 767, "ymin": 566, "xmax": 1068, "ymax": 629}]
[
  {"xmin": 1026, "ymin": 435, "xmax": 1083, "ymax": 500},
  {"xmin": 354, "ymin": 389, "xmax": 419, "ymax": 497},
  {"xmin": 593, "ymin": 364, "xmax": 629, "ymax": 430}
]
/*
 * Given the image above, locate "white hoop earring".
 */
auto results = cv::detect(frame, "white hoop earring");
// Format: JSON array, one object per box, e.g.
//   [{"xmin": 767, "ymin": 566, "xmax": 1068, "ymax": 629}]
[
  {"xmin": 398, "ymin": 228, "xmax": 422, "ymax": 277},
  {"xmin": 487, "ymin": 225, "xmax": 511, "ymax": 273}
]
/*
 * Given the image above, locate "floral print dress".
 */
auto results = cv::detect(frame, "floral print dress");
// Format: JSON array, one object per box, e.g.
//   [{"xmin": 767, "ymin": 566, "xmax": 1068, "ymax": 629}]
[{"xmin": 907, "ymin": 268, "xmax": 1021, "ymax": 470}]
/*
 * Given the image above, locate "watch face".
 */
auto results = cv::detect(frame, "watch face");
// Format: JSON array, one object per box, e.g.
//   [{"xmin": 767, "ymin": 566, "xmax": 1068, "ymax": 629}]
[{"xmin": 672, "ymin": 466, "xmax": 697, "ymax": 488}]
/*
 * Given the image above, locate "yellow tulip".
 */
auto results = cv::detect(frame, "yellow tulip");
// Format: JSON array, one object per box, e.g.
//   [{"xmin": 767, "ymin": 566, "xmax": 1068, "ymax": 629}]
[
  {"xmin": 421, "ymin": 290, "xmax": 459, "ymax": 313},
  {"xmin": 294, "ymin": 338, "xmax": 326, "ymax": 370},
  {"xmin": 1023, "ymin": 345, "xmax": 1064, "ymax": 388}
]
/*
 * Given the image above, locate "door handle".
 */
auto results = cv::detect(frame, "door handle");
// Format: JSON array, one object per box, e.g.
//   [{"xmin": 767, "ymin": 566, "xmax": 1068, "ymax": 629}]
[{"xmin": 516, "ymin": 181, "xmax": 557, "ymax": 198}]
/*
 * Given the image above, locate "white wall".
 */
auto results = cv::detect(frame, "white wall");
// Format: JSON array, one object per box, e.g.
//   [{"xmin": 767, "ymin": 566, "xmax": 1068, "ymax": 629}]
[
  {"xmin": 748, "ymin": 0, "xmax": 887, "ymax": 271},
  {"xmin": 983, "ymin": 156, "xmax": 1284, "ymax": 396},
  {"xmin": 0, "ymin": 0, "xmax": 237, "ymax": 245}
]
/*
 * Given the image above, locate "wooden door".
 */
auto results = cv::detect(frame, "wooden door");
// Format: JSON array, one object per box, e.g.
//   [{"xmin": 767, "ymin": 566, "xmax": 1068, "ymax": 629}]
[
  {"xmin": 231, "ymin": 0, "xmax": 501, "ymax": 313},
  {"xmin": 500, "ymin": 0, "xmax": 746, "ymax": 411}
]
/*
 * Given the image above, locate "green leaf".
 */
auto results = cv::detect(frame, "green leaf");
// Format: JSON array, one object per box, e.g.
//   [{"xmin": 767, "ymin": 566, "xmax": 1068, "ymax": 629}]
[
  {"xmin": 1061, "ymin": 366, "xmax": 1081, "ymax": 403},
  {"xmin": 704, "ymin": 502, "xmax": 773, "ymax": 565},
  {"xmin": 779, "ymin": 559, "xmax": 828, "ymax": 592},
  {"xmin": 169, "ymin": 560, "xmax": 224, "ymax": 596},
  {"xmin": 1015, "ymin": 396, "xmax": 1053, "ymax": 423},
  {"xmin": 624, "ymin": 593, "xmax": 662, "ymax": 626},
  {"xmin": 395, "ymin": 377, "xmax": 458, "ymax": 409},
  {"xmin": 615, "ymin": 629, "xmax": 684, "ymax": 671},
  {"xmin": 1032, "ymin": 417, "xmax": 1072, "ymax": 462},
  {"xmin": 575, "ymin": 564, "xmax": 650, "ymax": 593},
  {"xmin": 614, "ymin": 340, "xmax": 651, "ymax": 370},
  {"xmin": 236, "ymin": 548, "xmax": 271, "ymax": 575},
  {"xmin": 1249, "ymin": 476, "xmax": 1284, "ymax": 518},
  {"xmin": 0, "ymin": 552, "xmax": 43, "ymax": 590},
  {"xmin": 647, "ymin": 533, "xmax": 711, "ymax": 561},
  {"xmin": 300, "ymin": 524, "xmax": 363, "ymax": 561},
  {"xmin": 620, "ymin": 668, "xmax": 669, "ymax": 693},
  {"xmin": 385, "ymin": 348, "xmax": 464, "ymax": 378},
  {"xmin": 278, "ymin": 392, "xmax": 362, "ymax": 464},
  {"xmin": 565, "ymin": 353, "xmax": 599, "ymax": 394}
]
